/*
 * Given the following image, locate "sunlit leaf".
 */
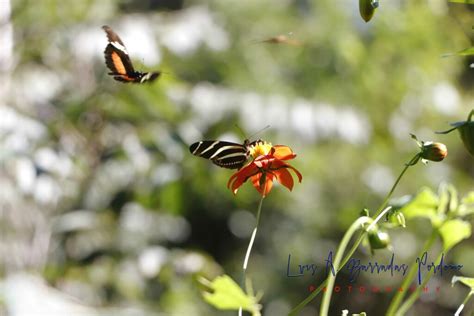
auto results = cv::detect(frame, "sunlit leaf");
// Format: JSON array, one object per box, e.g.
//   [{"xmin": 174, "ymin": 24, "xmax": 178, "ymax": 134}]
[
  {"xmin": 452, "ymin": 276, "xmax": 474, "ymax": 289},
  {"xmin": 462, "ymin": 192, "xmax": 474, "ymax": 204},
  {"xmin": 448, "ymin": 0, "xmax": 474, "ymax": 4},
  {"xmin": 443, "ymin": 47, "xmax": 474, "ymax": 57},
  {"xmin": 400, "ymin": 188, "xmax": 442, "ymax": 226},
  {"xmin": 439, "ymin": 219, "xmax": 472, "ymax": 251},
  {"xmin": 458, "ymin": 192, "xmax": 474, "ymax": 216},
  {"xmin": 200, "ymin": 275, "xmax": 261, "ymax": 315},
  {"xmin": 446, "ymin": 184, "xmax": 459, "ymax": 214}
]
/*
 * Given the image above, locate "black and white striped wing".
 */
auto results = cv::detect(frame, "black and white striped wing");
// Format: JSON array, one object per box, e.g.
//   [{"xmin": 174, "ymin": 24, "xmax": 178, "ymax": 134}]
[{"xmin": 189, "ymin": 140, "xmax": 249, "ymax": 169}]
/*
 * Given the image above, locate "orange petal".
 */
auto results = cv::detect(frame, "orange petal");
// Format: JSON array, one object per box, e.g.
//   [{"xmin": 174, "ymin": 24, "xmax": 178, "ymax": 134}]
[
  {"xmin": 228, "ymin": 163, "xmax": 260, "ymax": 194},
  {"xmin": 271, "ymin": 160, "xmax": 302, "ymax": 183},
  {"xmin": 286, "ymin": 164, "xmax": 303, "ymax": 183},
  {"xmin": 274, "ymin": 168, "xmax": 294, "ymax": 191},
  {"xmin": 251, "ymin": 173, "xmax": 274, "ymax": 196},
  {"xmin": 272, "ymin": 145, "xmax": 296, "ymax": 160}
]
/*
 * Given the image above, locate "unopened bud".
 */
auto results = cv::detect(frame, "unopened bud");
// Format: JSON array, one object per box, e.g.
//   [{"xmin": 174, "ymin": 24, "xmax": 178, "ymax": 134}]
[
  {"xmin": 387, "ymin": 210, "xmax": 406, "ymax": 228},
  {"xmin": 421, "ymin": 142, "xmax": 448, "ymax": 162},
  {"xmin": 359, "ymin": 0, "xmax": 377, "ymax": 22},
  {"xmin": 368, "ymin": 229, "xmax": 391, "ymax": 250}
]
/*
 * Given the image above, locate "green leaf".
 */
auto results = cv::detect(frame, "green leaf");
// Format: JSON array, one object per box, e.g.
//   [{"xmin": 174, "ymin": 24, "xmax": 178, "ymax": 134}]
[
  {"xmin": 462, "ymin": 192, "xmax": 474, "ymax": 204},
  {"xmin": 200, "ymin": 275, "xmax": 261, "ymax": 315},
  {"xmin": 443, "ymin": 47, "xmax": 474, "ymax": 57},
  {"xmin": 457, "ymin": 192, "xmax": 474, "ymax": 216},
  {"xmin": 448, "ymin": 0, "xmax": 474, "ymax": 4},
  {"xmin": 452, "ymin": 276, "xmax": 474, "ymax": 290},
  {"xmin": 446, "ymin": 184, "xmax": 459, "ymax": 214},
  {"xmin": 439, "ymin": 219, "xmax": 472, "ymax": 251},
  {"xmin": 400, "ymin": 188, "xmax": 442, "ymax": 226}
]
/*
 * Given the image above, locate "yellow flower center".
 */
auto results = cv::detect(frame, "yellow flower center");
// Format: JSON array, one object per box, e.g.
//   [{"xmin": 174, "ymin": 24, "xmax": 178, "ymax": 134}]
[{"xmin": 249, "ymin": 141, "xmax": 272, "ymax": 158}]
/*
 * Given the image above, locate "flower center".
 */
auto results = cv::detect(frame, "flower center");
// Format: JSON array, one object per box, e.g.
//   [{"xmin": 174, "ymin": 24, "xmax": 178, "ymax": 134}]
[{"xmin": 249, "ymin": 141, "xmax": 272, "ymax": 158}]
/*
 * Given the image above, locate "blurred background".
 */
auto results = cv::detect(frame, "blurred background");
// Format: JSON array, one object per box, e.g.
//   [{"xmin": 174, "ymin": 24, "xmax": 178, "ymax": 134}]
[{"xmin": 0, "ymin": 0, "xmax": 473, "ymax": 315}]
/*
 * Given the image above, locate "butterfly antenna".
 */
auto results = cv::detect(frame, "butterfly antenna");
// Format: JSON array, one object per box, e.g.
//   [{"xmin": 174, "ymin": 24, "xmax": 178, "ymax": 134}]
[
  {"xmin": 160, "ymin": 70, "xmax": 176, "ymax": 79},
  {"xmin": 234, "ymin": 124, "xmax": 247, "ymax": 139},
  {"xmin": 247, "ymin": 125, "xmax": 270, "ymax": 140}
]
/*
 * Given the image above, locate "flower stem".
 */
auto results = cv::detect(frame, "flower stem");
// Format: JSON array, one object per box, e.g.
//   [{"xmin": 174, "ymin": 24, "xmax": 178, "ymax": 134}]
[
  {"xmin": 385, "ymin": 230, "xmax": 437, "ymax": 316},
  {"xmin": 243, "ymin": 193, "xmax": 265, "ymax": 271},
  {"xmin": 373, "ymin": 154, "xmax": 419, "ymax": 219},
  {"xmin": 289, "ymin": 154, "xmax": 418, "ymax": 315},
  {"xmin": 240, "ymin": 192, "xmax": 266, "ymax": 315}
]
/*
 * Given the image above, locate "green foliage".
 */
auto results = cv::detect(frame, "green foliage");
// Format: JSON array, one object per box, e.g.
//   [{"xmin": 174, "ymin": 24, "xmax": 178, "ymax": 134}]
[
  {"xmin": 452, "ymin": 276, "xmax": 474, "ymax": 289},
  {"xmin": 200, "ymin": 275, "xmax": 262, "ymax": 316},
  {"xmin": 399, "ymin": 185, "xmax": 473, "ymax": 250},
  {"xmin": 439, "ymin": 219, "xmax": 471, "ymax": 251},
  {"xmin": 448, "ymin": 0, "xmax": 474, "ymax": 3},
  {"xmin": 400, "ymin": 188, "xmax": 441, "ymax": 226},
  {"xmin": 448, "ymin": 46, "xmax": 474, "ymax": 56}
]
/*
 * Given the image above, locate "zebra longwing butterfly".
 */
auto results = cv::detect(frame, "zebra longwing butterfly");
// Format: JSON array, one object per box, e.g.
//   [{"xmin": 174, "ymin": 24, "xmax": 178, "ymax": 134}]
[
  {"xmin": 102, "ymin": 25, "xmax": 161, "ymax": 83},
  {"xmin": 189, "ymin": 139, "xmax": 261, "ymax": 169}
]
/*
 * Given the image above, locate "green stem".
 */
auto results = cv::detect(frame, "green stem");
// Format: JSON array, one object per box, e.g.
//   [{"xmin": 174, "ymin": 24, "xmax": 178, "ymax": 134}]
[
  {"xmin": 385, "ymin": 230, "xmax": 437, "ymax": 316},
  {"xmin": 289, "ymin": 233, "xmax": 365, "ymax": 316},
  {"xmin": 319, "ymin": 206, "xmax": 392, "ymax": 316},
  {"xmin": 319, "ymin": 216, "xmax": 372, "ymax": 316},
  {"xmin": 396, "ymin": 251, "xmax": 443, "ymax": 315},
  {"xmin": 242, "ymin": 193, "xmax": 265, "ymax": 271},
  {"xmin": 240, "ymin": 192, "xmax": 266, "ymax": 315},
  {"xmin": 289, "ymin": 232, "xmax": 366, "ymax": 316},
  {"xmin": 454, "ymin": 291, "xmax": 473, "ymax": 316},
  {"xmin": 289, "ymin": 154, "xmax": 418, "ymax": 315},
  {"xmin": 290, "ymin": 208, "xmax": 392, "ymax": 316},
  {"xmin": 373, "ymin": 154, "xmax": 419, "ymax": 219}
]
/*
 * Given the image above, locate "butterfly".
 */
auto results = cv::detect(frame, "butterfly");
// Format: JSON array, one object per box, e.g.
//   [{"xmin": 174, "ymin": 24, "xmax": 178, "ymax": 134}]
[
  {"xmin": 258, "ymin": 34, "xmax": 302, "ymax": 46},
  {"xmin": 189, "ymin": 139, "xmax": 261, "ymax": 169},
  {"xmin": 102, "ymin": 25, "xmax": 160, "ymax": 83}
]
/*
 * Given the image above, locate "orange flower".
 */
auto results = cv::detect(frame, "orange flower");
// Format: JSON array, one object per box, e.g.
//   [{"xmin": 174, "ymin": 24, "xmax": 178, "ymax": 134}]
[{"xmin": 227, "ymin": 142, "xmax": 302, "ymax": 196}]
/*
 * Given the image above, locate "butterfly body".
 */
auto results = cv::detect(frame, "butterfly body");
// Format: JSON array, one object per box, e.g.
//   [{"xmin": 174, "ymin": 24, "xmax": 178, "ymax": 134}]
[
  {"xmin": 189, "ymin": 139, "xmax": 260, "ymax": 169},
  {"xmin": 102, "ymin": 25, "xmax": 160, "ymax": 83}
]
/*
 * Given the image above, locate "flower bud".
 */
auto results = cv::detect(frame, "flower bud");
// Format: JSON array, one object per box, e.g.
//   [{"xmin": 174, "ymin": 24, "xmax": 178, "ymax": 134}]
[
  {"xmin": 359, "ymin": 0, "xmax": 377, "ymax": 22},
  {"xmin": 387, "ymin": 210, "xmax": 406, "ymax": 228},
  {"xmin": 360, "ymin": 208, "xmax": 370, "ymax": 217},
  {"xmin": 421, "ymin": 142, "xmax": 448, "ymax": 162},
  {"xmin": 368, "ymin": 229, "xmax": 391, "ymax": 250}
]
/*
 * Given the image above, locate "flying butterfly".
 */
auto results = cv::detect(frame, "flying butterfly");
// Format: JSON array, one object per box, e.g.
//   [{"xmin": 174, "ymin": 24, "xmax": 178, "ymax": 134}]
[
  {"xmin": 189, "ymin": 139, "xmax": 262, "ymax": 170},
  {"xmin": 258, "ymin": 34, "xmax": 302, "ymax": 46},
  {"xmin": 102, "ymin": 25, "xmax": 161, "ymax": 83}
]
